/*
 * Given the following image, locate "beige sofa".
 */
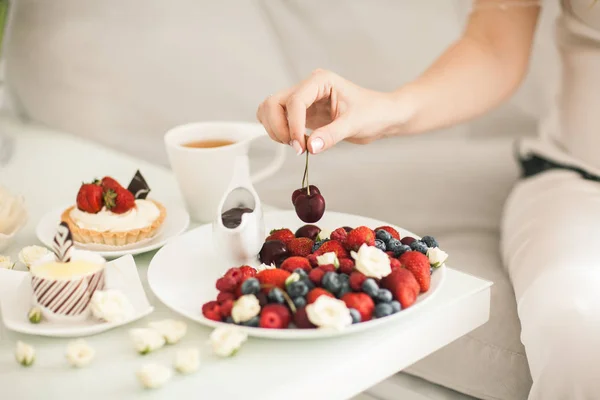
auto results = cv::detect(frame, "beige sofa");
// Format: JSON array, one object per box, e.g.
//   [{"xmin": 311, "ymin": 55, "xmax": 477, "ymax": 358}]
[{"xmin": 4, "ymin": 1, "xmax": 562, "ymax": 398}]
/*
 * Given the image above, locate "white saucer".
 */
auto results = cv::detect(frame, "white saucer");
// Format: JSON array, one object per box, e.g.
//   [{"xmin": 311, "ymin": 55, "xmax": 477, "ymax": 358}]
[
  {"xmin": 147, "ymin": 210, "xmax": 447, "ymax": 340},
  {"xmin": 36, "ymin": 202, "xmax": 190, "ymax": 258},
  {"xmin": 0, "ymin": 254, "xmax": 154, "ymax": 337}
]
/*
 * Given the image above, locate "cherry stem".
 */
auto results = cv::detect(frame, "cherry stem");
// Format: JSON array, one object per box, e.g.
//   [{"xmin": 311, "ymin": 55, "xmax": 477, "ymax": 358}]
[{"xmin": 301, "ymin": 135, "xmax": 310, "ymax": 195}]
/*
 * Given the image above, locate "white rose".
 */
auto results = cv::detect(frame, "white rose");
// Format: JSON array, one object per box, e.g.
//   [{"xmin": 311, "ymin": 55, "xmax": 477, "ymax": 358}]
[
  {"xmin": 18, "ymin": 246, "xmax": 52, "ymax": 269},
  {"xmin": 65, "ymin": 339, "xmax": 95, "ymax": 368},
  {"xmin": 427, "ymin": 247, "xmax": 448, "ymax": 268},
  {"xmin": 90, "ymin": 290, "xmax": 135, "ymax": 323},
  {"xmin": 148, "ymin": 320, "xmax": 187, "ymax": 345},
  {"xmin": 137, "ymin": 363, "xmax": 172, "ymax": 389},
  {"xmin": 231, "ymin": 294, "xmax": 260, "ymax": 323},
  {"xmin": 285, "ymin": 272, "xmax": 301, "ymax": 286},
  {"xmin": 255, "ymin": 262, "xmax": 275, "ymax": 272},
  {"xmin": 174, "ymin": 348, "xmax": 200, "ymax": 374},
  {"xmin": 129, "ymin": 328, "xmax": 166, "ymax": 355},
  {"xmin": 350, "ymin": 244, "xmax": 391, "ymax": 279},
  {"xmin": 15, "ymin": 341, "xmax": 35, "ymax": 366},
  {"xmin": 318, "ymin": 229, "xmax": 332, "ymax": 240},
  {"xmin": 316, "ymin": 252, "xmax": 339, "ymax": 268},
  {"xmin": 0, "ymin": 255, "xmax": 14, "ymax": 270},
  {"xmin": 306, "ymin": 296, "xmax": 352, "ymax": 330},
  {"xmin": 209, "ymin": 326, "xmax": 248, "ymax": 357}
]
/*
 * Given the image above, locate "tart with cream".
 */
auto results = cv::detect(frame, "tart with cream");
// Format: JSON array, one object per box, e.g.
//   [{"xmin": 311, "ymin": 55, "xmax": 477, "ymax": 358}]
[{"xmin": 61, "ymin": 171, "xmax": 166, "ymax": 246}]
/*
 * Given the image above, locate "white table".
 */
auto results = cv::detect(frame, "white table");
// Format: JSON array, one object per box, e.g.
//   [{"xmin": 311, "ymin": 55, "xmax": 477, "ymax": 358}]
[{"xmin": 0, "ymin": 116, "xmax": 492, "ymax": 400}]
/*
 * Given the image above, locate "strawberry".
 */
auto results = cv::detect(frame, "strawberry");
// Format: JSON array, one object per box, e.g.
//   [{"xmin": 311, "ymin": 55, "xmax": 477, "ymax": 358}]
[
  {"xmin": 293, "ymin": 306, "xmax": 316, "ymax": 329},
  {"xmin": 306, "ymin": 288, "xmax": 334, "ymax": 304},
  {"xmin": 381, "ymin": 268, "xmax": 420, "ymax": 309},
  {"xmin": 76, "ymin": 182, "xmax": 104, "ymax": 214},
  {"xmin": 341, "ymin": 292, "xmax": 374, "ymax": 322},
  {"xmin": 349, "ymin": 271, "xmax": 367, "ymax": 292},
  {"xmin": 314, "ymin": 240, "xmax": 349, "ymax": 259},
  {"xmin": 308, "ymin": 268, "xmax": 326, "ymax": 286},
  {"xmin": 100, "ymin": 176, "xmax": 124, "ymax": 193},
  {"xmin": 216, "ymin": 291, "xmax": 235, "ymax": 304},
  {"xmin": 239, "ymin": 265, "xmax": 256, "ymax": 281},
  {"xmin": 287, "ymin": 237, "xmax": 314, "ymax": 257},
  {"xmin": 390, "ymin": 258, "xmax": 402, "ymax": 271},
  {"xmin": 266, "ymin": 228, "xmax": 295, "ymax": 245},
  {"xmin": 399, "ymin": 251, "xmax": 431, "ymax": 292},
  {"xmin": 374, "ymin": 226, "xmax": 400, "ymax": 240},
  {"xmin": 201, "ymin": 301, "xmax": 222, "ymax": 321},
  {"xmin": 330, "ymin": 227, "xmax": 348, "ymax": 244},
  {"xmin": 318, "ymin": 264, "xmax": 336, "ymax": 273},
  {"xmin": 225, "ymin": 267, "xmax": 243, "ymax": 284},
  {"xmin": 338, "ymin": 258, "xmax": 355, "ymax": 275},
  {"xmin": 260, "ymin": 304, "xmax": 291, "ymax": 329},
  {"xmin": 345, "ymin": 226, "xmax": 375, "ymax": 252},
  {"xmin": 103, "ymin": 186, "xmax": 135, "ymax": 214},
  {"xmin": 280, "ymin": 256, "xmax": 311, "ymax": 273},
  {"xmin": 220, "ymin": 299, "xmax": 234, "ymax": 318},
  {"xmin": 216, "ymin": 276, "xmax": 237, "ymax": 293},
  {"xmin": 256, "ymin": 269, "xmax": 291, "ymax": 292},
  {"xmin": 307, "ymin": 254, "xmax": 319, "ymax": 268}
]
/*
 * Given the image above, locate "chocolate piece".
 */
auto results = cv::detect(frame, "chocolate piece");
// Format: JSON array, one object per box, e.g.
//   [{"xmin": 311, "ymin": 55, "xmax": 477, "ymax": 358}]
[
  {"xmin": 127, "ymin": 170, "xmax": 151, "ymax": 199},
  {"xmin": 53, "ymin": 222, "xmax": 74, "ymax": 262}
]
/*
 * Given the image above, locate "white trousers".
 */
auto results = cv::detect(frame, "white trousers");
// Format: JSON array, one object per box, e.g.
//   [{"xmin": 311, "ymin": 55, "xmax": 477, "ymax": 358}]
[{"xmin": 501, "ymin": 139, "xmax": 600, "ymax": 400}]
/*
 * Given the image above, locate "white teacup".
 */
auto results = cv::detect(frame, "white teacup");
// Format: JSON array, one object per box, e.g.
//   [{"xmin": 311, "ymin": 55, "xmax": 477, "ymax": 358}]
[{"xmin": 164, "ymin": 122, "xmax": 286, "ymax": 222}]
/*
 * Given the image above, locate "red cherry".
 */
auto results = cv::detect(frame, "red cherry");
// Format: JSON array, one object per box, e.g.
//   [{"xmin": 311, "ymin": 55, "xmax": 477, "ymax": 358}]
[
  {"xmin": 291, "ymin": 185, "xmax": 320, "ymax": 204},
  {"xmin": 295, "ymin": 224, "xmax": 321, "ymax": 240},
  {"xmin": 293, "ymin": 188, "xmax": 325, "ymax": 223}
]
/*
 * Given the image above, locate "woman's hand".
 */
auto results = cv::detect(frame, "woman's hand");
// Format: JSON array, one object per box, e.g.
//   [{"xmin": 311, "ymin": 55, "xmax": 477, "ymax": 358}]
[{"xmin": 256, "ymin": 69, "xmax": 413, "ymax": 154}]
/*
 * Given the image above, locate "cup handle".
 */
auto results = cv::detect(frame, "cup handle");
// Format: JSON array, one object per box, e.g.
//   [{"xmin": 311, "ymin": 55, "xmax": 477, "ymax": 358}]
[{"xmin": 249, "ymin": 132, "xmax": 287, "ymax": 184}]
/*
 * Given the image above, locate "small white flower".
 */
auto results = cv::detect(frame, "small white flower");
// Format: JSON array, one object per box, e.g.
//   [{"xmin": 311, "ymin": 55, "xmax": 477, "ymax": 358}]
[
  {"xmin": 351, "ymin": 244, "xmax": 391, "ymax": 279},
  {"xmin": 18, "ymin": 246, "xmax": 52, "ymax": 269},
  {"xmin": 316, "ymin": 252, "xmax": 339, "ymax": 268},
  {"xmin": 148, "ymin": 320, "xmax": 187, "ymax": 345},
  {"xmin": 137, "ymin": 363, "xmax": 172, "ymax": 389},
  {"xmin": 285, "ymin": 272, "xmax": 301, "ymax": 286},
  {"xmin": 255, "ymin": 262, "xmax": 275, "ymax": 272},
  {"xmin": 0, "ymin": 255, "xmax": 14, "ymax": 270},
  {"xmin": 318, "ymin": 229, "xmax": 332, "ymax": 240},
  {"xmin": 231, "ymin": 294, "xmax": 260, "ymax": 323},
  {"xmin": 306, "ymin": 296, "xmax": 352, "ymax": 330},
  {"xmin": 174, "ymin": 348, "xmax": 200, "ymax": 374},
  {"xmin": 209, "ymin": 326, "xmax": 248, "ymax": 357},
  {"xmin": 15, "ymin": 341, "xmax": 35, "ymax": 366},
  {"xmin": 90, "ymin": 289, "xmax": 135, "ymax": 323},
  {"xmin": 427, "ymin": 247, "xmax": 448, "ymax": 268},
  {"xmin": 65, "ymin": 339, "xmax": 95, "ymax": 368},
  {"xmin": 129, "ymin": 328, "xmax": 166, "ymax": 355}
]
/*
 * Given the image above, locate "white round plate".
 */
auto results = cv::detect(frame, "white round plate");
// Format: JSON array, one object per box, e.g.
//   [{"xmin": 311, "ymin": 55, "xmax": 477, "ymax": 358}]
[
  {"xmin": 148, "ymin": 210, "xmax": 447, "ymax": 340},
  {"xmin": 36, "ymin": 202, "xmax": 190, "ymax": 258}
]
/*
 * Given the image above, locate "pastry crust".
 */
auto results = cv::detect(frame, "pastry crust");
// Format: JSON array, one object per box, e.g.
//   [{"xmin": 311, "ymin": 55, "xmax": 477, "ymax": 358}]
[{"xmin": 61, "ymin": 200, "xmax": 167, "ymax": 246}]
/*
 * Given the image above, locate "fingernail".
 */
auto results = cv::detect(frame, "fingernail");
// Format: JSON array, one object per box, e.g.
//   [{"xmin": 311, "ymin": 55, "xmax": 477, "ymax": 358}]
[
  {"xmin": 291, "ymin": 140, "xmax": 303, "ymax": 155},
  {"xmin": 310, "ymin": 138, "xmax": 324, "ymax": 154}
]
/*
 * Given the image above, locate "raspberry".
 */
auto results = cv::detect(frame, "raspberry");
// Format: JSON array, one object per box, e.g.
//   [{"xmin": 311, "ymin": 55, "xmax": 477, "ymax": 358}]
[
  {"xmin": 338, "ymin": 258, "xmax": 355, "ymax": 274},
  {"xmin": 280, "ymin": 256, "xmax": 311, "ymax": 273},
  {"xmin": 318, "ymin": 264, "xmax": 336, "ymax": 273},
  {"xmin": 239, "ymin": 265, "xmax": 257, "ymax": 281},
  {"xmin": 349, "ymin": 271, "xmax": 367, "ymax": 292},
  {"xmin": 330, "ymin": 227, "xmax": 348, "ymax": 243},
  {"xmin": 386, "ymin": 251, "xmax": 395, "ymax": 259},
  {"xmin": 308, "ymin": 268, "xmax": 326, "ymax": 286},
  {"xmin": 201, "ymin": 301, "xmax": 222, "ymax": 321},
  {"xmin": 224, "ymin": 267, "xmax": 243, "ymax": 284},
  {"xmin": 216, "ymin": 291, "xmax": 235, "ymax": 304},
  {"xmin": 220, "ymin": 299, "xmax": 234, "ymax": 318},
  {"xmin": 259, "ymin": 304, "xmax": 291, "ymax": 329},
  {"xmin": 216, "ymin": 276, "xmax": 237, "ymax": 293},
  {"xmin": 307, "ymin": 254, "xmax": 319, "ymax": 268}
]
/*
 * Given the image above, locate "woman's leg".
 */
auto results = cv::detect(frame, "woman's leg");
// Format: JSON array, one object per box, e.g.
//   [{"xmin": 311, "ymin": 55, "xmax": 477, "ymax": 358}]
[{"xmin": 502, "ymin": 169, "xmax": 600, "ymax": 399}]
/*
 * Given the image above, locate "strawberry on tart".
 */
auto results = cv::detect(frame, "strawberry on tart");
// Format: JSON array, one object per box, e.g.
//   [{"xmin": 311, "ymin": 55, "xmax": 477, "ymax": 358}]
[{"xmin": 61, "ymin": 170, "xmax": 167, "ymax": 246}]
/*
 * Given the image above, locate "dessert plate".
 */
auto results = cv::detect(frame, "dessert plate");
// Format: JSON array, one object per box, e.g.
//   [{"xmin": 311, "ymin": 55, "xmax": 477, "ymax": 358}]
[
  {"xmin": 0, "ymin": 255, "xmax": 154, "ymax": 337},
  {"xmin": 36, "ymin": 202, "xmax": 190, "ymax": 258},
  {"xmin": 147, "ymin": 210, "xmax": 447, "ymax": 340}
]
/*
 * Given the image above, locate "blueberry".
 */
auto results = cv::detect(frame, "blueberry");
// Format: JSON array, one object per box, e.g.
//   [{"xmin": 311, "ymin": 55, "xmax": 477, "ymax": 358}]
[
  {"xmin": 387, "ymin": 239, "xmax": 402, "ymax": 255},
  {"xmin": 390, "ymin": 301, "xmax": 401, "ymax": 313},
  {"xmin": 241, "ymin": 316, "xmax": 260, "ymax": 327},
  {"xmin": 338, "ymin": 273, "xmax": 350, "ymax": 283},
  {"xmin": 337, "ymin": 282, "xmax": 352, "ymax": 298},
  {"xmin": 361, "ymin": 278, "xmax": 379, "ymax": 298},
  {"xmin": 287, "ymin": 280, "xmax": 309, "ymax": 298},
  {"xmin": 410, "ymin": 240, "xmax": 428, "ymax": 255},
  {"xmin": 421, "ymin": 235, "xmax": 439, "ymax": 248},
  {"xmin": 349, "ymin": 308, "xmax": 362, "ymax": 324},
  {"xmin": 374, "ymin": 239, "xmax": 387, "ymax": 252},
  {"xmin": 375, "ymin": 288, "xmax": 393, "ymax": 303},
  {"xmin": 225, "ymin": 316, "xmax": 234, "ymax": 324},
  {"xmin": 241, "ymin": 278, "xmax": 260, "ymax": 295},
  {"xmin": 375, "ymin": 229, "xmax": 392, "ymax": 243},
  {"xmin": 303, "ymin": 277, "xmax": 315, "ymax": 291},
  {"xmin": 374, "ymin": 303, "xmax": 394, "ymax": 318},
  {"xmin": 312, "ymin": 239, "xmax": 329, "ymax": 253},
  {"xmin": 292, "ymin": 296, "xmax": 307, "ymax": 308},
  {"xmin": 293, "ymin": 269, "xmax": 308, "ymax": 278},
  {"xmin": 322, "ymin": 272, "xmax": 342, "ymax": 294},
  {"xmin": 395, "ymin": 244, "xmax": 411, "ymax": 257},
  {"xmin": 267, "ymin": 288, "xmax": 285, "ymax": 304}
]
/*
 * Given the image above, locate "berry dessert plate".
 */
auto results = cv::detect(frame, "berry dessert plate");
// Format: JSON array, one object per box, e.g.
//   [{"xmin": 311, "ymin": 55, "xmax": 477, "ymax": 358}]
[
  {"xmin": 0, "ymin": 255, "xmax": 154, "ymax": 337},
  {"xmin": 36, "ymin": 202, "xmax": 190, "ymax": 258},
  {"xmin": 147, "ymin": 210, "xmax": 447, "ymax": 340}
]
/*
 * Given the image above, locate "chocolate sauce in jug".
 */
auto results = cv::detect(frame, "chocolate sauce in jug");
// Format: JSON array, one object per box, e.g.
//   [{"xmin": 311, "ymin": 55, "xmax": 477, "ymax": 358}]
[{"xmin": 221, "ymin": 207, "xmax": 253, "ymax": 229}]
